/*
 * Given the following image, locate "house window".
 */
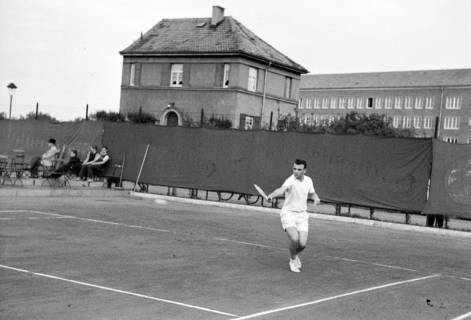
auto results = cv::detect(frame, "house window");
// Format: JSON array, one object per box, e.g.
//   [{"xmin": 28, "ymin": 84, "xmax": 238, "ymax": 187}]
[
  {"xmin": 347, "ymin": 97, "xmax": 354, "ymax": 109},
  {"xmin": 445, "ymin": 96, "xmax": 461, "ymax": 109},
  {"xmin": 330, "ymin": 97, "xmax": 338, "ymax": 109},
  {"xmin": 444, "ymin": 136, "xmax": 458, "ymax": 143},
  {"xmin": 425, "ymin": 96, "xmax": 434, "ymax": 109},
  {"xmin": 322, "ymin": 97, "xmax": 329, "ymax": 109},
  {"xmin": 248, "ymin": 67, "xmax": 258, "ymax": 92},
  {"xmin": 284, "ymin": 77, "xmax": 292, "ymax": 98},
  {"xmin": 402, "ymin": 116, "xmax": 411, "ymax": 128},
  {"xmin": 356, "ymin": 97, "xmax": 364, "ymax": 109},
  {"xmin": 367, "ymin": 97, "xmax": 373, "ymax": 109},
  {"xmin": 404, "ymin": 97, "xmax": 413, "ymax": 109},
  {"xmin": 413, "ymin": 116, "xmax": 421, "ymax": 129},
  {"xmin": 306, "ymin": 98, "xmax": 312, "ymax": 109},
  {"xmin": 394, "ymin": 97, "xmax": 402, "ymax": 109},
  {"xmin": 384, "ymin": 97, "xmax": 392, "ymax": 109},
  {"xmin": 444, "ymin": 116, "xmax": 460, "ymax": 130},
  {"xmin": 374, "ymin": 97, "xmax": 383, "ymax": 109},
  {"xmin": 414, "ymin": 97, "xmax": 423, "ymax": 109},
  {"xmin": 313, "ymin": 97, "xmax": 320, "ymax": 109},
  {"xmin": 423, "ymin": 116, "xmax": 433, "ymax": 129},
  {"xmin": 393, "ymin": 116, "xmax": 401, "ymax": 128},
  {"xmin": 469, "ymin": 117, "xmax": 471, "ymax": 127},
  {"xmin": 170, "ymin": 64, "xmax": 183, "ymax": 87},
  {"xmin": 223, "ymin": 64, "xmax": 230, "ymax": 88},
  {"xmin": 338, "ymin": 98, "xmax": 346, "ymax": 109},
  {"xmin": 244, "ymin": 115, "xmax": 254, "ymax": 130},
  {"xmin": 130, "ymin": 63, "xmax": 136, "ymax": 86}
]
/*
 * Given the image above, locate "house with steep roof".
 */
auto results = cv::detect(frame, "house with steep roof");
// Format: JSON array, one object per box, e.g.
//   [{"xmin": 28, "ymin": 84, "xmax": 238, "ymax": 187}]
[
  {"xmin": 299, "ymin": 69, "xmax": 471, "ymax": 143},
  {"xmin": 119, "ymin": 6, "xmax": 308, "ymax": 129}
]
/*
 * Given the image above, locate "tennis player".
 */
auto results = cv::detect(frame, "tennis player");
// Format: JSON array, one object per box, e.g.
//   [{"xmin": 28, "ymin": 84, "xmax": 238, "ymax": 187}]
[{"xmin": 267, "ymin": 159, "xmax": 320, "ymax": 273}]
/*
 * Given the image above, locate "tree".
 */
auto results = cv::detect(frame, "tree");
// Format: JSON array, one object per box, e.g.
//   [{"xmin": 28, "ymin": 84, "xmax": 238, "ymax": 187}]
[
  {"xmin": 297, "ymin": 112, "xmax": 415, "ymax": 137},
  {"xmin": 19, "ymin": 112, "xmax": 58, "ymax": 121}
]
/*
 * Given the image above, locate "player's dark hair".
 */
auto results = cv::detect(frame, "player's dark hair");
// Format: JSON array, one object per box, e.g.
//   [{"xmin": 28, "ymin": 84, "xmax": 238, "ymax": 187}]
[{"xmin": 294, "ymin": 159, "xmax": 307, "ymax": 169}]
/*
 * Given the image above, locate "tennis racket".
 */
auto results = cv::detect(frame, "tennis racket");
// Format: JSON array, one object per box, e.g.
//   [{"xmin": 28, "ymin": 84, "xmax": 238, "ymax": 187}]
[{"xmin": 253, "ymin": 184, "xmax": 269, "ymax": 201}]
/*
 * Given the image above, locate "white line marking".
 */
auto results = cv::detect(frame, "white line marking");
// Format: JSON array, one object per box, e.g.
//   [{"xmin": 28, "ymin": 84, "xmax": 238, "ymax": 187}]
[
  {"xmin": 450, "ymin": 311, "xmax": 471, "ymax": 320},
  {"xmin": 230, "ymin": 274, "xmax": 441, "ymax": 320},
  {"xmin": 0, "ymin": 264, "xmax": 237, "ymax": 317},
  {"xmin": 213, "ymin": 238, "xmax": 275, "ymax": 249},
  {"xmin": 327, "ymin": 256, "xmax": 419, "ymax": 273},
  {"xmin": 27, "ymin": 210, "xmax": 170, "ymax": 233}
]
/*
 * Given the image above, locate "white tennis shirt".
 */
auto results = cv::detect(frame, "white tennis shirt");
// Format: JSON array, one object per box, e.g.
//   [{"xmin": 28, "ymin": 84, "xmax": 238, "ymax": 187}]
[{"xmin": 281, "ymin": 174, "xmax": 315, "ymax": 212}]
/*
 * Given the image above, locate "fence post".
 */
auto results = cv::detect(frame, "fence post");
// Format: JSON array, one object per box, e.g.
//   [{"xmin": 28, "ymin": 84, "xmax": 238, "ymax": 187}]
[
  {"xmin": 200, "ymin": 108, "xmax": 205, "ymax": 127},
  {"xmin": 85, "ymin": 104, "xmax": 89, "ymax": 121},
  {"xmin": 35, "ymin": 102, "xmax": 39, "ymax": 120},
  {"xmin": 269, "ymin": 111, "xmax": 273, "ymax": 131}
]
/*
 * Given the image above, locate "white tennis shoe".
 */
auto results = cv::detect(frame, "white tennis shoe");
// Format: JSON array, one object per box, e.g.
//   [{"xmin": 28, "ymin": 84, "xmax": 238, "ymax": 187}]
[
  {"xmin": 294, "ymin": 255, "xmax": 302, "ymax": 269},
  {"xmin": 289, "ymin": 259, "xmax": 300, "ymax": 273}
]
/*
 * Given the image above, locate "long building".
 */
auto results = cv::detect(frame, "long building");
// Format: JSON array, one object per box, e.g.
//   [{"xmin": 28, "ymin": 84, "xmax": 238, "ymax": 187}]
[{"xmin": 299, "ymin": 69, "xmax": 471, "ymax": 143}]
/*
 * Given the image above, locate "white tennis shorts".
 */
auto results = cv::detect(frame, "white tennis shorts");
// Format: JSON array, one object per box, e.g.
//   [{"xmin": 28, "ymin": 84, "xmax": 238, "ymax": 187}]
[{"xmin": 280, "ymin": 208, "xmax": 309, "ymax": 232}]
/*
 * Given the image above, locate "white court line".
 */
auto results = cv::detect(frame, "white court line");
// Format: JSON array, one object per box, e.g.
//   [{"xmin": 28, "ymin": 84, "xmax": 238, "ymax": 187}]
[
  {"xmin": 27, "ymin": 210, "xmax": 170, "ymax": 233},
  {"xmin": 230, "ymin": 274, "xmax": 441, "ymax": 320},
  {"xmin": 450, "ymin": 311, "xmax": 471, "ymax": 320},
  {"xmin": 0, "ymin": 264, "xmax": 237, "ymax": 318},
  {"xmin": 327, "ymin": 256, "xmax": 419, "ymax": 273},
  {"xmin": 213, "ymin": 238, "xmax": 275, "ymax": 249}
]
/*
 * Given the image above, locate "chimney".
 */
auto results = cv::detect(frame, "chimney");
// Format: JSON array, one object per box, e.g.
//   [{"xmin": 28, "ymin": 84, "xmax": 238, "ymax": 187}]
[{"xmin": 211, "ymin": 6, "xmax": 225, "ymax": 26}]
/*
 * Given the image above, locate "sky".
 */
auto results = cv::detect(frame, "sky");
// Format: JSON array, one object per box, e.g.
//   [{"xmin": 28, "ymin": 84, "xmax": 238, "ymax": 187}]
[{"xmin": 1, "ymin": 0, "xmax": 470, "ymax": 121}]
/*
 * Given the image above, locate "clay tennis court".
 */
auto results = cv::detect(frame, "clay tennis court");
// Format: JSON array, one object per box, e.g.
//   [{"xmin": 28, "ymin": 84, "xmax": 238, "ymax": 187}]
[{"xmin": 1, "ymin": 196, "xmax": 470, "ymax": 319}]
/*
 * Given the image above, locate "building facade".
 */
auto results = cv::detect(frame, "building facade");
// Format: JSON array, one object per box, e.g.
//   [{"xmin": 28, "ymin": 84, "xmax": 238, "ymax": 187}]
[
  {"xmin": 119, "ymin": 6, "xmax": 308, "ymax": 129},
  {"xmin": 299, "ymin": 69, "xmax": 471, "ymax": 143}
]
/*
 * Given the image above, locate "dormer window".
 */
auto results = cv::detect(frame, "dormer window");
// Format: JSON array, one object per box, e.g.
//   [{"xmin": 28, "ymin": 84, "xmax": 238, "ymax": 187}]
[{"xmin": 170, "ymin": 64, "xmax": 183, "ymax": 87}]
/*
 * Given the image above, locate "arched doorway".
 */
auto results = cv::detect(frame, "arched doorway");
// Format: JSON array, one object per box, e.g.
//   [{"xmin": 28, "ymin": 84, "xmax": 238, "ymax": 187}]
[{"xmin": 166, "ymin": 112, "xmax": 179, "ymax": 126}]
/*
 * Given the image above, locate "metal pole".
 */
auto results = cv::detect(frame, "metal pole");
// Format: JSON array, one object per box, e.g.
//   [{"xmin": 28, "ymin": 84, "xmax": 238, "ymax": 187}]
[
  {"xmin": 8, "ymin": 95, "xmax": 12, "ymax": 119},
  {"xmin": 35, "ymin": 102, "xmax": 39, "ymax": 120},
  {"xmin": 269, "ymin": 111, "xmax": 273, "ymax": 131},
  {"xmin": 133, "ymin": 144, "xmax": 150, "ymax": 192},
  {"xmin": 118, "ymin": 153, "xmax": 125, "ymax": 188},
  {"xmin": 85, "ymin": 104, "xmax": 89, "ymax": 121}
]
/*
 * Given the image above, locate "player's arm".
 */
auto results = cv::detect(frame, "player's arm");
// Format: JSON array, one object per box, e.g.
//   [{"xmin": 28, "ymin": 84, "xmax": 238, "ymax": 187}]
[
  {"xmin": 308, "ymin": 192, "xmax": 321, "ymax": 205},
  {"xmin": 267, "ymin": 185, "xmax": 289, "ymax": 202}
]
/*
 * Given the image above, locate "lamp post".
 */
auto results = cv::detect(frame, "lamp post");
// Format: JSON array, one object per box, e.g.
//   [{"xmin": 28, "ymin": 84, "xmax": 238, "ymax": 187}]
[{"xmin": 7, "ymin": 83, "xmax": 18, "ymax": 120}]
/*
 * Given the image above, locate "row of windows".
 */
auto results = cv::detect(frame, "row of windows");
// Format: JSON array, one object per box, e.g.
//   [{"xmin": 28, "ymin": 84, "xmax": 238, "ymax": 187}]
[
  {"xmin": 300, "ymin": 95, "xmax": 464, "ymax": 111},
  {"xmin": 129, "ymin": 63, "xmax": 293, "ymax": 98},
  {"xmin": 300, "ymin": 114, "xmax": 463, "ymax": 130}
]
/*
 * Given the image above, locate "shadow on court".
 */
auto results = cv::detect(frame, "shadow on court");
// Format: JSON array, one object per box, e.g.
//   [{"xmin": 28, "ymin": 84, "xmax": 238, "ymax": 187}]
[{"xmin": 1, "ymin": 196, "xmax": 470, "ymax": 320}]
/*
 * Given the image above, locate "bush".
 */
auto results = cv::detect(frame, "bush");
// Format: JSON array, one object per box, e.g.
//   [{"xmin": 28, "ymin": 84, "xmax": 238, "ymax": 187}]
[
  {"xmin": 127, "ymin": 111, "xmax": 157, "ymax": 124},
  {"xmin": 207, "ymin": 116, "xmax": 232, "ymax": 129},
  {"xmin": 0, "ymin": 112, "xmax": 6, "ymax": 120},
  {"xmin": 91, "ymin": 110, "xmax": 125, "ymax": 122}
]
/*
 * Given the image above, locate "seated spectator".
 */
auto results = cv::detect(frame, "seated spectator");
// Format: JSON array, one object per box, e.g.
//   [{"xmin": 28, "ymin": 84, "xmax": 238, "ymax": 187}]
[
  {"xmin": 30, "ymin": 138, "xmax": 60, "ymax": 178},
  {"xmin": 79, "ymin": 146, "xmax": 110, "ymax": 183},
  {"xmin": 78, "ymin": 145, "xmax": 99, "ymax": 181},
  {"xmin": 56, "ymin": 149, "xmax": 82, "ymax": 176}
]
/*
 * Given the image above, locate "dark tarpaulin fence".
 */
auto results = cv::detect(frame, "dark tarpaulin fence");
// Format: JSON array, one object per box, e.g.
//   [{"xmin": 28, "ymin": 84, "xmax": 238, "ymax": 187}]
[
  {"xmin": 103, "ymin": 122, "xmax": 432, "ymax": 212},
  {"xmin": 0, "ymin": 120, "xmax": 104, "ymax": 160},
  {"xmin": 423, "ymin": 140, "xmax": 471, "ymax": 218}
]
